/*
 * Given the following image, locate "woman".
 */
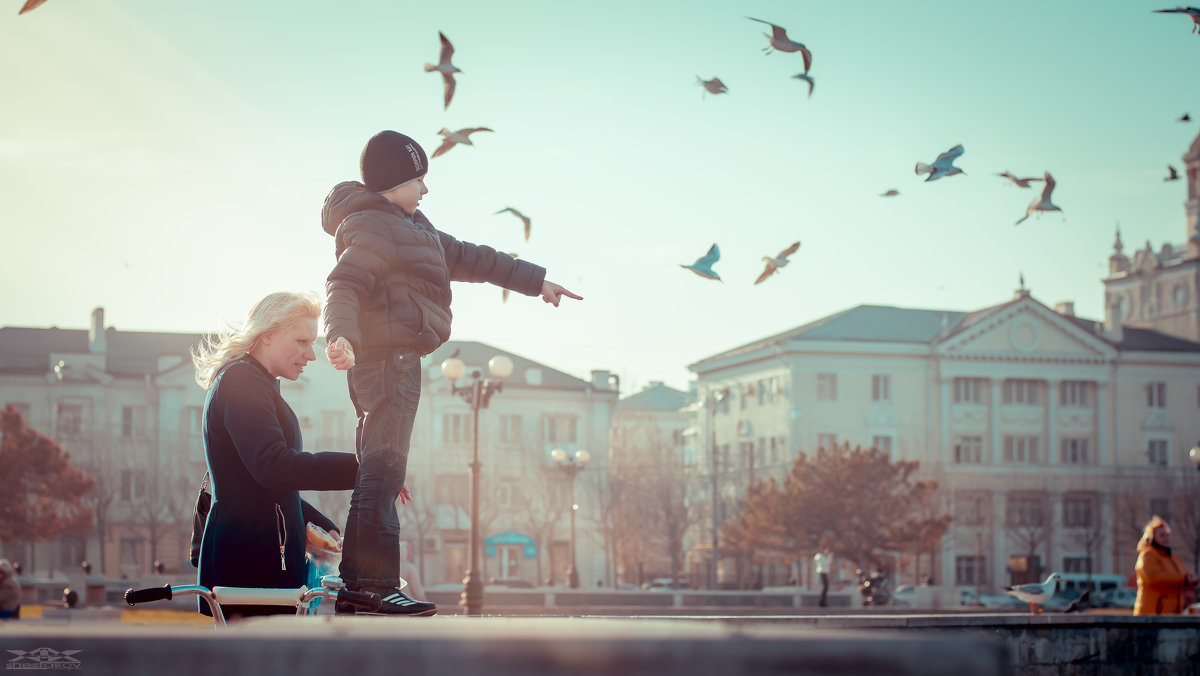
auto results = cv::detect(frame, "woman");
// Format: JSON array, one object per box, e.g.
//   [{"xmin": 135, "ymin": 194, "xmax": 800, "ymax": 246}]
[
  {"xmin": 1134, "ymin": 516, "xmax": 1197, "ymax": 615},
  {"xmin": 192, "ymin": 291, "xmax": 358, "ymax": 618}
]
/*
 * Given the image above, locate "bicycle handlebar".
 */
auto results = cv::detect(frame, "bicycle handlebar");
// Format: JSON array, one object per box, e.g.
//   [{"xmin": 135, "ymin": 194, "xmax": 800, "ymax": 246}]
[{"xmin": 124, "ymin": 583, "xmax": 174, "ymax": 606}]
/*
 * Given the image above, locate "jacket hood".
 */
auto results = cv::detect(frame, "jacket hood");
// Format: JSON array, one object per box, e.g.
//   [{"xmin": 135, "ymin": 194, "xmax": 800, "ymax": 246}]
[{"xmin": 321, "ymin": 181, "xmax": 395, "ymax": 236}]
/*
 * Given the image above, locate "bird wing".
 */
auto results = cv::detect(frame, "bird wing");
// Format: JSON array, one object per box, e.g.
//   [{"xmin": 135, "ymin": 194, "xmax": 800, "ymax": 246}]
[
  {"xmin": 754, "ymin": 262, "xmax": 777, "ymax": 285},
  {"xmin": 745, "ymin": 16, "xmax": 782, "ymax": 32},
  {"xmin": 777, "ymin": 241, "xmax": 801, "ymax": 259},
  {"xmin": 793, "ymin": 73, "xmax": 814, "ymax": 97},
  {"xmin": 1153, "ymin": 7, "xmax": 1189, "ymax": 13},
  {"xmin": 934, "ymin": 144, "xmax": 965, "ymax": 165},
  {"xmin": 438, "ymin": 31, "xmax": 455, "ymax": 65},
  {"xmin": 19, "ymin": 0, "xmax": 48, "ymax": 14},
  {"xmin": 442, "ymin": 72, "xmax": 456, "ymax": 110},
  {"xmin": 1042, "ymin": 172, "xmax": 1056, "ymax": 200},
  {"xmin": 461, "ymin": 127, "xmax": 494, "ymax": 137},
  {"xmin": 431, "ymin": 137, "xmax": 457, "ymax": 158},
  {"xmin": 800, "ymin": 45, "xmax": 813, "ymax": 75},
  {"xmin": 712, "ymin": 77, "xmax": 727, "ymax": 90},
  {"xmin": 1169, "ymin": 165, "xmax": 1179, "ymax": 178},
  {"xmin": 495, "ymin": 207, "xmax": 514, "ymax": 215},
  {"xmin": 696, "ymin": 243, "xmax": 720, "ymax": 267}
]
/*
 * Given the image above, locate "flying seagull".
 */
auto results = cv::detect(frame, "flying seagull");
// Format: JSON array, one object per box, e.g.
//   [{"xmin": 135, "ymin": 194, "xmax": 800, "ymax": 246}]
[
  {"xmin": 1015, "ymin": 171, "xmax": 1061, "ymax": 224},
  {"xmin": 997, "ymin": 171, "xmax": 1043, "ymax": 188},
  {"xmin": 915, "ymin": 144, "xmax": 965, "ymax": 182},
  {"xmin": 754, "ymin": 241, "xmax": 801, "ymax": 285},
  {"xmin": 681, "ymin": 243, "xmax": 722, "ymax": 281},
  {"xmin": 880, "ymin": 189, "xmax": 899, "ymax": 197},
  {"xmin": 1166, "ymin": 165, "xmax": 1181, "ymax": 181},
  {"xmin": 697, "ymin": 76, "xmax": 729, "ymax": 96},
  {"xmin": 1180, "ymin": 112, "xmax": 1192, "ymax": 122},
  {"xmin": 745, "ymin": 17, "xmax": 812, "ymax": 73},
  {"xmin": 424, "ymin": 32, "xmax": 462, "ymax": 110},
  {"xmin": 495, "ymin": 207, "xmax": 532, "ymax": 241},
  {"xmin": 1003, "ymin": 573, "xmax": 1063, "ymax": 613},
  {"xmin": 791, "ymin": 73, "xmax": 814, "ymax": 98},
  {"xmin": 431, "ymin": 127, "xmax": 493, "ymax": 158},
  {"xmin": 19, "ymin": 0, "xmax": 48, "ymax": 13},
  {"xmin": 1153, "ymin": 6, "xmax": 1200, "ymax": 34}
]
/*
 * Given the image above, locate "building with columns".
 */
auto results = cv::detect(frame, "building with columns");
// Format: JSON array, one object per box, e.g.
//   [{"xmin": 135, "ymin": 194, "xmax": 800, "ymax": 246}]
[{"xmin": 686, "ymin": 130, "xmax": 1200, "ymax": 592}]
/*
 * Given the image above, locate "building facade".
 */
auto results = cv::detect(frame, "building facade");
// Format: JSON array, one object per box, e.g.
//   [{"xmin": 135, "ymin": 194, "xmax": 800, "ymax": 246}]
[
  {"xmin": 0, "ymin": 315, "xmax": 618, "ymax": 589},
  {"xmin": 685, "ymin": 131, "xmax": 1200, "ymax": 592}
]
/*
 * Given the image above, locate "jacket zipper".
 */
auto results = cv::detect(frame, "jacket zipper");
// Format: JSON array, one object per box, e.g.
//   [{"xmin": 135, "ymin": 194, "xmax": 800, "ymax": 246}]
[{"xmin": 275, "ymin": 504, "xmax": 287, "ymax": 571}]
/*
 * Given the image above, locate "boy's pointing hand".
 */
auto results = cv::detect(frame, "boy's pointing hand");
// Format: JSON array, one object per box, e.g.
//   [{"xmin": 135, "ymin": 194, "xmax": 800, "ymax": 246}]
[{"xmin": 541, "ymin": 280, "xmax": 582, "ymax": 307}]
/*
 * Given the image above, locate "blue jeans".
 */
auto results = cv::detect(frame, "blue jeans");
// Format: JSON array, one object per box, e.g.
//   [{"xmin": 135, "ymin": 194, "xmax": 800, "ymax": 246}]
[{"xmin": 338, "ymin": 350, "xmax": 421, "ymax": 588}]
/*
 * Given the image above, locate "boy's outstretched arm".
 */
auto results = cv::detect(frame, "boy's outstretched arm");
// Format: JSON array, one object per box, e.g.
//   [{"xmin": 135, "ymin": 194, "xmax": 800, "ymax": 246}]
[{"xmin": 541, "ymin": 280, "xmax": 582, "ymax": 307}]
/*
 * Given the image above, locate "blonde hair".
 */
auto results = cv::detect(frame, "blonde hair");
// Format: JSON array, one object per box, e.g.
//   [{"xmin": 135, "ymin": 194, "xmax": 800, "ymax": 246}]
[
  {"xmin": 1138, "ymin": 515, "xmax": 1169, "ymax": 553},
  {"xmin": 192, "ymin": 291, "xmax": 321, "ymax": 389}
]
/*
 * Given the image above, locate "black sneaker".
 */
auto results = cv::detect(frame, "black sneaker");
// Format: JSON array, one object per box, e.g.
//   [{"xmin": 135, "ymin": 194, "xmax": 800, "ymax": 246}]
[{"xmin": 337, "ymin": 586, "xmax": 437, "ymax": 617}]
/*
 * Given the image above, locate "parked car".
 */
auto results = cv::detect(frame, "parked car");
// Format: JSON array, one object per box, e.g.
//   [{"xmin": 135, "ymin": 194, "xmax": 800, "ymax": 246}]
[
  {"xmin": 892, "ymin": 584, "xmax": 915, "ymax": 607},
  {"xmin": 1093, "ymin": 587, "xmax": 1137, "ymax": 609},
  {"xmin": 487, "ymin": 578, "xmax": 535, "ymax": 589},
  {"xmin": 643, "ymin": 578, "xmax": 691, "ymax": 591}
]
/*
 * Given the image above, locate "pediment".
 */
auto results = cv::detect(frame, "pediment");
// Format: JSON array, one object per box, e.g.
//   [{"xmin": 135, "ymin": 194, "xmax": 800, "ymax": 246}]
[{"xmin": 936, "ymin": 299, "xmax": 1115, "ymax": 362}]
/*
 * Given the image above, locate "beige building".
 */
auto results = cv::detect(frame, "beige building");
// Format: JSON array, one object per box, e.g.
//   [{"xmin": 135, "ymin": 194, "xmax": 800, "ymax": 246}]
[
  {"xmin": 0, "ymin": 315, "xmax": 617, "ymax": 591},
  {"xmin": 686, "ymin": 130, "xmax": 1200, "ymax": 593}
]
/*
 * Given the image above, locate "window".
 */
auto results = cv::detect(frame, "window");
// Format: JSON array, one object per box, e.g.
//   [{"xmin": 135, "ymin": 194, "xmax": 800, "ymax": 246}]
[
  {"xmin": 1063, "ymin": 495, "xmax": 1096, "ymax": 528},
  {"xmin": 546, "ymin": 415, "xmax": 578, "ymax": 445},
  {"xmin": 955, "ymin": 556, "xmax": 986, "ymax": 585},
  {"xmin": 817, "ymin": 433, "xmax": 837, "ymax": 450},
  {"xmin": 1060, "ymin": 438, "xmax": 1090, "ymax": 464},
  {"xmin": 871, "ymin": 375, "xmax": 891, "ymax": 402},
  {"xmin": 320, "ymin": 410, "xmax": 345, "ymax": 448},
  {"xmin": 1062, "ymin": 557, "xmax": 1091, "ymax": 574},
  {"xmin": 1147, "ymin": 382, "xmax": 1167, "ymax": 408},
  {"xmin": 119, "ymin": 469, "xmax": 144, "ymax": 502},
  {"xmin": 953, "ymin": 378, "xmax": 985, "ymax": 404},
  {"xmin": 443, "ymin": 413, "xmax": 472, "ymax": 445},
  {"xmin": 185, "ymin": 406, "xmax": 203, "ymax": 436},
  {"xmin": 1147, "ymin": 439, "xmax": 1169, "ymax": 466},
  {"xmin": 121, "ymin": 405, "xmax": 147, "ymax": 438},
  {"xmin": 56, "ymin": 403, "xmax": 83, "ymax": 438},
  {"xmin": 499, "ymin": 415, "xmax": 522, "ymax": 444},
  {"xmin": 1003, "ymin": 380, "xmax": 1040, "ymax": 405},
  {"xmin": 954, "ymin": 436, "xmax": 983, "ymax": 464},
  {"xmin": 119, "ymin": 537, "xmax": 144, "ymax": 568},
  {"xmin": 1149, "ymin": 497, "xmax": 1171, "ymax": 523},
  {"xmin": 956, "ymin": 492, "xmax": 989, "ymax": 526},
  {"xmin": 1003, "ymin": 436, "xmax": 1039, "ymax": 464},
  {"xmin": 1006, "ymin": 494, "xmax": 1046, "ymax": 527},
  {"xmin": 768, "ymin": 437, "xmax": 781, "ymax": 465},
  {"xmin": 757, "ymin": 380, "xmax": 767, "ymax": 406},
  {"xmin": 1060, "ymin": 381, "xmax": 1091, "ymax": 407},
  {"xmin": 816, "ymin": 374, "xmax": 837, "ymax": 401},
  {"xmin": 496, "ymin": 483, "xmax": 521, "ymax": 507},
  {"xmin": 872, "ymin": 436, "xmax": 893, "ymax": 455},
  {"xmin": 58, "ymin": 534, "xmax": 85, "ymax": 569}
]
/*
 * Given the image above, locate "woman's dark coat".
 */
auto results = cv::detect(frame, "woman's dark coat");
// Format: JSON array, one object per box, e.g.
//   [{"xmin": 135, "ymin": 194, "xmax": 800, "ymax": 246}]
[{"xmin": 197, "ymin": 355, "xmax": 357, "ymax": 616}]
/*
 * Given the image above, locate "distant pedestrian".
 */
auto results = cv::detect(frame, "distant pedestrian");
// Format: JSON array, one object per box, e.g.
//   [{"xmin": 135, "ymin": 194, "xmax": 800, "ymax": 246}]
[
  {"xmin": 1134, "ymin": 516, "xmax": 1197, "ymax": 615},
  {"xmin": 0, "ymin": 559, "xmax": 20, "ymax": 620},
  {"xmin": 814, "ymin": 546, "xmax": 832, "ymax": 607}
]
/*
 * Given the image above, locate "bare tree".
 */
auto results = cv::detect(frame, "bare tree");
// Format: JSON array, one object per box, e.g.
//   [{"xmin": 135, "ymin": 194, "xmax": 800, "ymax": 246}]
[
  {"xmin": 127, "ymin": 453, "xmax": 192, "ymax": 571},
  {"xmin": 1005, "ymin": 492, "xmax": 1052, "ymax": 585},
  {"xmin": 397, "ymin": 483, "xmax": 438, "ymax": 583}
]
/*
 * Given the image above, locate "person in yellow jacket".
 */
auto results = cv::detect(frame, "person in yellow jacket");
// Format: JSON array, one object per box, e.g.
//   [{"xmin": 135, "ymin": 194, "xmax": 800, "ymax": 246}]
[{"xmin": 1134, "ymin": 516, "xmax": 1197, "ymax": 615}]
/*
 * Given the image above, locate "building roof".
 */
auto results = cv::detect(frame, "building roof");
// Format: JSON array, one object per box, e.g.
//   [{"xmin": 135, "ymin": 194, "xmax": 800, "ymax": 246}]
[
  {"xmin": 0, "ymin": 326, "xmax": 205, "ymax": 376},
  {"xmin": 692, "ymin": 299, "xmax": 1200, "ymax": 370},
  {"xmin": 617, "ymin": 381, "xmax": 690, "ymax": 412},
  {"xmin": 424, "ymin": 340, "xmax": 594, "ymax": 391}
]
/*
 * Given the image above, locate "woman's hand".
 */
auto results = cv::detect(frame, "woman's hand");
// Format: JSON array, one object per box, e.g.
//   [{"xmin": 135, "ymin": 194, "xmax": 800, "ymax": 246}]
[
  {"xmin": 326, "ymin": 336, "xmax": 356, "ymax": 371},
  {"xmin": 399, "ymin": 484, "xmax": 412, "ymax": 506},
  {"xmin": 540, "ymin": 280, "xmax": 583, "ymax": 307}
]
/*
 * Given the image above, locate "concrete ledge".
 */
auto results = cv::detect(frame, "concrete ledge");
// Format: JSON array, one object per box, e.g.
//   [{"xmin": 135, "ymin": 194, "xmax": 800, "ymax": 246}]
[{"xmin": 0, "ymin": 617, "xmax": 1009, "ymax": 676}]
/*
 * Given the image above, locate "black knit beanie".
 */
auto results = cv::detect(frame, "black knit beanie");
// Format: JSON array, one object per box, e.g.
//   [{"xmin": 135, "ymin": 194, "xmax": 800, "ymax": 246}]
[{"xmin": 360, "ymin": 130, "xmax": 428, "ymax": 193}]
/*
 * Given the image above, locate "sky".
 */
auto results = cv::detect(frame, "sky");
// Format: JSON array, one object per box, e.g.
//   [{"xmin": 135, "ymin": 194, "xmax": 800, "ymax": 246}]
[{"xmin": 2, "ymin": 1, "xmax": 1199, "ymax": 394}]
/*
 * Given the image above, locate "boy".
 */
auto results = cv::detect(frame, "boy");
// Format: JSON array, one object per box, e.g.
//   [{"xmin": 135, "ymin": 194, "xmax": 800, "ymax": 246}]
[{"xmin": 322, "ymin": 130, "xmax": 580, "ymax": 614}]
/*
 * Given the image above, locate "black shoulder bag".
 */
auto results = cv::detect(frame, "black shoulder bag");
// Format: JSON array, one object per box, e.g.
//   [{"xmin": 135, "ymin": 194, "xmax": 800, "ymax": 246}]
[{"xmin": 189, "ymin": 472, "xmax": 211, "ymax": 568}]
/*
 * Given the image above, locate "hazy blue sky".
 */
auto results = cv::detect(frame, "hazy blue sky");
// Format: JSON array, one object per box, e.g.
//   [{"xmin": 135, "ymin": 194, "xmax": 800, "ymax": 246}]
[{"xmin": 2, "ymin": 1, "xmax": 1198, "ymax": 392}]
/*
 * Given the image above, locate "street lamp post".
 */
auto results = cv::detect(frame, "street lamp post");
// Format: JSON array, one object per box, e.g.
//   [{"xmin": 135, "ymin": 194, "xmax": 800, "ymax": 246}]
[
  {"xmin": 440, "ymin": 353, "xmax": 513, "ymax": 616},
  {"xmin": 550, "ymin": 448, "xmax": 589, "ymax": 589},
  {"xmin": 1189, "ymin": 441, "xmax": 1200, "ymax": 471}
]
